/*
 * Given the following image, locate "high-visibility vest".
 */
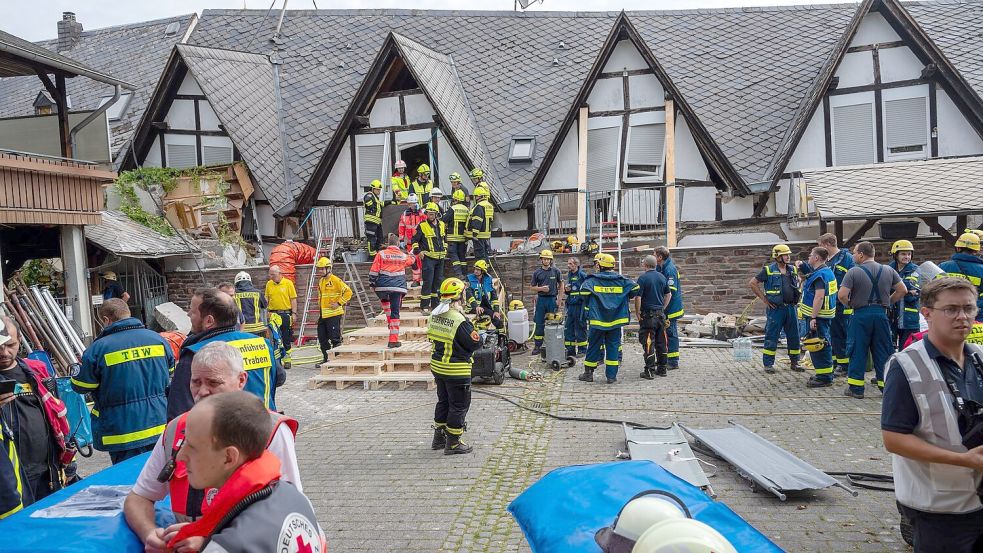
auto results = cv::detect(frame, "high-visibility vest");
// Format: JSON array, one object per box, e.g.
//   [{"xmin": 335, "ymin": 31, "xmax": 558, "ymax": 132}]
[
  {"xmin": 414, "ymin": 220, "xmax": 447, "ymax": 259},
  {"xmin": 445, "ymin": 204, "xmax": 470, "ymax": 242},
  {"xmin": 798, "ymin": 266, "xmax": 837, "ymax": 319},
  {"xmin": 363, "ymin": 192, "xmax": 382, "ymax": 225},
  {"xmin": 469, "ymin": 200, "xmax": 494, "ymax": 239}
]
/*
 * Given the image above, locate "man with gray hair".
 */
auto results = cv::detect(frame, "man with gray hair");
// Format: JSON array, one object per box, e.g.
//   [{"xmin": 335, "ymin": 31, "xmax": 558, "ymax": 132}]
[
  {"xmin": 635, "ymin": 255, "xmax": 671, "ymax": 378},
  {"xmin": 124, "ymin": 341, "xmax": 300, "ymax": 552}
]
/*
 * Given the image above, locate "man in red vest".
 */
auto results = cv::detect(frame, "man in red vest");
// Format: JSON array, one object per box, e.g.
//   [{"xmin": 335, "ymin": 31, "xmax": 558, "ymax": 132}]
[
  {"xmin": 123, "ymin": 342, "xmax": 300, "ymax": 552},
  {"xmin": 165, "ymin": 391, "xmax": 325, "ymax": 553}
]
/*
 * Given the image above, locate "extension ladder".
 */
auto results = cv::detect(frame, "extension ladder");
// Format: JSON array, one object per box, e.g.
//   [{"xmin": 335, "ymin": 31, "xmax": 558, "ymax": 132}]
[
  {"xmin": 341, "ymin": 251, "xmax": 376, "ymax": 326},
  {"xmin": 294, "ymin": 210, "xmax": 339, "ymax": 346}
]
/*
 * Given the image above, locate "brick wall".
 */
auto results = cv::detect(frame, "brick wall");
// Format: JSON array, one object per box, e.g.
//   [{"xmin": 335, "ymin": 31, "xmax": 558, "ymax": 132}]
[{"xmin": 165, "ymin": 237, "xmax": 955, "ymax": 326}]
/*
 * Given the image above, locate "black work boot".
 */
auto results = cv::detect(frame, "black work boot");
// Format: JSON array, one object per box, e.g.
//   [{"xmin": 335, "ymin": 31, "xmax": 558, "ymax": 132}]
[
  {"xmin": 790, "ymin": 361, "xmax": 804, "ymax": 372},
  {"xmin": 655, "ymin": 366, "xmax": 668, "ymax": 377},
  {"xmin": 639, "ymin": 367, "xmax": 655, "ymax": 380},
  {"xmin": 444, "ymin": 433, "xmax": 473, "ymax": 455},
  {"xmin": 578, "ymin": 369, "xmax": 594, "ymax": 382},
  {"xmin": 431, "ymin": 425, "xmax": 446, "ymax": 450}
]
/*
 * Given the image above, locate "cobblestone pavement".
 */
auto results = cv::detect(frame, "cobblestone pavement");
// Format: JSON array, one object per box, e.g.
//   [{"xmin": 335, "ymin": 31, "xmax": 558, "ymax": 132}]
[{"xmin": 78, "ymin": 343, "xmax": 908, "ymax": 552}]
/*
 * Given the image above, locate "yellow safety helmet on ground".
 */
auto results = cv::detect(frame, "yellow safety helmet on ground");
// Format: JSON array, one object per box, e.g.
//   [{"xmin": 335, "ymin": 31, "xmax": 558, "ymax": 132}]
[
  {"xmin": 509, "ymin": 299, "xmax": 525, "ymax": 311},
  {"xmin": 469, "ymin": 168, "xmax": 484, "ymax": 179},
  {"xmin": 449, "ymin": 172, "xmax": 462, "ymax": 183},
  {"xmin": 772, "ymin": 244, "xmax": 792, "ymax": 258},
  {"xmin": 956, "ymin": 232, "xmax": 982, "ymax": 251},
  {"xmin": 551, "ymin": 240, "xmax": 565, "ymax": 253},
  {"xmin": 369, "ymin": 179, "xmax": 382, "ymax": 190},
  {"xmin": 890, "ymin": 239, "xmax": 914, "ymax": 254},
  {"xmin": 473, "ymin": 186, "xmax": 490, "ymax": 199},
  {"xmin": 452, "ymin": 189, "xmax": 467, "ymax": 202},
  {"xmin": 439, "ymin": 277, "xmax": 466, "ymax": 300},
  {"xmin": 316, "ymin": 257, "xmax": 331, "ymax": 268},
  {"xmin": 417, "ymin": 163, "xmax": 431, "ymax": 174},
  {"xmin": 540, "ymin": 249, "xmax": 554, "ymax": 259},
  {"xmin": 566, "ymin": 235, "xmax": 577, "ymax": 245},
  {"xmin": 424, "ymin": 202, "xmax": 440, "ymax": 213},
  {"xmin": 474, "ymin": 259, "xmax": 489, "ymax": 273},
  {"xmin": 597, "ymin": 253, "xmax": 616, "ymax": 268},
  {"xmin": 802, "ymin": 334, "xmax": 827, "ymax": 353},
  {"xmin": 101, "ymin": 271, "xmax": 117, "ymax": 281}
]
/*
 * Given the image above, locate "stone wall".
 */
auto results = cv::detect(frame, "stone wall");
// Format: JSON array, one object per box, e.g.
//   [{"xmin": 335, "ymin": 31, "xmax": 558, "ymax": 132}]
[{"xmin": 165, "ymin": 237, "xmax": 955, "ymax": 327}]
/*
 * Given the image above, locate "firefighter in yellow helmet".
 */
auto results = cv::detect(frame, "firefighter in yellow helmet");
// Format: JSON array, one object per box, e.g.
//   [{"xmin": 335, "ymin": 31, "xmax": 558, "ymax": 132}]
[
  {"xmin": 530, "ymin": 250, "xmax": 562, "ymax": 355},
  {"xmin": 578, "ymin": 253, "xmax": 641, "ymax": 384},
  {"xmin": 888, "ymin": 240, "xmax": 921, "ymax": 349},
  {"xmin": 443, "ymin": 189, "xmax": 470, "ymax": 277},
  {"xmin": 411, "ymin": 163, "xmax": 433, "ymax": 204},
  {"xmin": 749, "ymin": 244, "xmax": 801, "ymax": 373},
  {"xmin": 412, "ymin": 202, "xmax": 447, "ymax": 314},
  {"xmin": 427, "ymin": 277, "xmax": 482, "ymax": 454},
  {"xmin": 939, "ymin": 232, "xmax": 983, "ymax": 322},
  {"xmin": 363, "ymin": 179, "xmax": 384, "ymax": 255},
  {"xmin": 448, "ymin": 172, "xmax": 467, "ymax": 202},
  {"xmin": 469, "ymin": 185, "xmax": 494, "ymax": 264},
  {"xmin": 316, "ymin": 257, "xmax": 352, "ymax": 364}
]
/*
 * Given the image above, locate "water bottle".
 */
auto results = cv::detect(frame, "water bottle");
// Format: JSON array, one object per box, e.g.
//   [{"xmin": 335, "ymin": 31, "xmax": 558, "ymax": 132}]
[{"xmin": 733, "ymin": 337, "xmax": 752, "ymax": 361}]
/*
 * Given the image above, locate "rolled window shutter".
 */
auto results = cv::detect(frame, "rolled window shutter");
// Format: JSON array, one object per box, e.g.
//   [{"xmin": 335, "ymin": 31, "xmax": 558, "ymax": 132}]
[
  {"xmin": 832, "ymin": 103, "xmax": 875, "ymax": 166},
  {"xmin": 166, "ymin": 144, "xmax": 197, "ymax": 168},
  {"xmin": 357, "ymin": 145, "xmax": 384, "ymax": 190},
  {"xmin": 202, "ymin": 145, "xmax": 233, "ymax": 166},
  {"xmin": 627, "ymin": 123, "xmax": 665, "ymax": 167},
  {"xmin": 885, "ymin": 97, "xmax": 928, "ymax": 149},
  {"xmin": 586, "ymin": 126, "xmax": 620, "ymax": 192}
]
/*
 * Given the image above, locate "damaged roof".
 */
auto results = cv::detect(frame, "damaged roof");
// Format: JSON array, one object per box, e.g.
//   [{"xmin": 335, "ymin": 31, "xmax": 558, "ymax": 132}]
[
  {"xmin": 0, "ymin": 14, "xmax": 195, "ymax": 164},
  {"xmin": 802, "ymin": 156, "xmax": 983, "ymax": 220},
  {"xmin": 85, "ymin": 210, "xmax": 198, "ymax": 258}
]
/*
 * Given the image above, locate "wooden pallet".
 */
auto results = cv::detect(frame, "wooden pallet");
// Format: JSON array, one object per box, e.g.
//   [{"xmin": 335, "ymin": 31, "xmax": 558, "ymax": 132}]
[
  {"xmin": 368, "ymin": 312, "xmax": 429, "ymax": 328},
  {"xmin": 318, "ymin": 360, "xmax": 385, "ymax": 376},
  {"xmin": 347, "ymin": 326, "xmax": 429, "ymax": 345},
  {"xmin": 385, "ymin": 358, "xmax": 430, "ymax": 372},
  {"xmin": 307, "ymin": 372, "xmax": 435, "ymax": 391}
]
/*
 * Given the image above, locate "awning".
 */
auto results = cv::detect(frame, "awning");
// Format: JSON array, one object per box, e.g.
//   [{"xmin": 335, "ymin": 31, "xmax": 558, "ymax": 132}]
[
  {"xmin": 84, "ymin": 210, "xmax": 197, "ymax": 258},
  {"xmin": 801, "ymin": 156, "xmax": 983, "ymax": 220}
]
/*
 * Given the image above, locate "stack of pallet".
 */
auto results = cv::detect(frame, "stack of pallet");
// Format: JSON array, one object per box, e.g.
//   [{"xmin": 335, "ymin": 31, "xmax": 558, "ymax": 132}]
[{"xmin": 308, "ymin": 286, "xmax": 436, "ymax": 390}]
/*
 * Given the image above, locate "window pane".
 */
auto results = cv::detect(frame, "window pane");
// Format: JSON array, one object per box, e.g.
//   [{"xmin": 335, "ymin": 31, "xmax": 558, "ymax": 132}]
[
  {"xmin": 832, "ymin": 103, "xmax": 875, "ymax": 166},
  {"xmin": 512, "ymin": 139, "xmax": 532, "ymax": 158}
]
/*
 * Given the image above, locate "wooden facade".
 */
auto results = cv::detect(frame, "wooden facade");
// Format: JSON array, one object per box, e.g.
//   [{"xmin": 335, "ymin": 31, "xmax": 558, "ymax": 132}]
[{"xmin": 0, "ymin": 151, "xmax": 114, "ymax": 225}]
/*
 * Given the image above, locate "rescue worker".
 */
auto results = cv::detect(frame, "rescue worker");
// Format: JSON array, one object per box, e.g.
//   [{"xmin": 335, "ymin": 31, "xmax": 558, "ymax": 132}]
[
  {"xmin": 412, "ymin": 202, "xmax": 447, "ymax": 314},
  {"xmin": 233, "ymin": 271, "xmax": 267, "ymax": 336},
  {"xmin": 634, "ymin": 255, "xmax": 671, "ymax": 379},
  {"xmin": 167, "ymin": 288, "xmax": 280, "ymax": 420},
  {"xmin": 800, "ymin": 233, "xmax": 855, "ymax": 376},
  {"xmin": 391, "ymin": 159, "xmax": 411, "ymax": 199},
  {"xmin": 74, "ymin": 299, "xmax": 173, "ymax": 464},
  {"xmin": 369, "ymin": 234, "xmax": 417, "ymax": 348},
  {"xmin": 799, "ymin": 247, "xmax": 838, "ymax": 388},
  {"xmin": 264, "ymin": 265, "xmax": 297, "ymax": 363},
  {"xmin": 448, "ymin": 172, "xmax": 467, "ymax": 202},
  {"xmin": 655, "ymin": 247, "xmax": 684, "ymax": 369},
  {"xmin": 101, "ymin": 271, "xmax": 130, "ymax": 302},
  {"xmin": 427, "ymin": 278, "xmax": 482, "ymax": 455},
  {"xmin": 124, "ymin": 342, "xmax": 301, "ymax": 547},
  {"xmin": 467, "ymin": 260, "xmax": 503, "ymax": 330},
  {"xmin": 164, "ymin": 392, "xmax": 325, "ymax": 553},
  {"xmin": 889, "ymin": 240, "xmax": 921, "ymax": 350},
  {"xmin": 398, "ymin": 193, "xmax": 426, "ymax": 287},
  {"xmin": 579, "ymin": 253, "xmax": 641, "ymax": 384},
  {"xmin": 411, "ymin": 163, "xmax": 434, "ymax": 205},
  {"xmin": 363, "ymin": 178, "xmax": 384, "ymax": 255},
  {"xmin": 316, "ymin": 257, "xmax": 352, "ymax": 364},
  {"xmin": 563, "ymin": 256, "xmax": 589, "ymax": 357},
  {"xmin": 939, "ymin": 232, "xmax": 983, "ymax": 322},
  {"xmin": 530, "ymin": 250, "xmax": 562, "ymax": 356},
  {"xmin": 837, "ymin": 241, "xmax": 907, "ymax": 398},
  {"xmin": 749, "ymin": 244, "xmax": 802, "ymax": 373},
  {"xmin": 469, "ymin": 185, "xmax": 494, "ymax": 264},
  {"xmin": 391, "ymin": 177, "xmax": 409, "ymax": 203},
  {"xmin": 0, "ymin": 317, "xmax": 75, "ymax": 514},
  {"xmin": 469, "ymin": 168, "xmax": 486, "ymax": 189},
  {"xmin": 267, "ymin": 312, "xmax": 286, "ymax": 368},
  {"xmin": 443, "ymin": 189, "xmax": 470, "ymax": 277},
  {"xmin": 431, "ymin": 187, "xmax": 447, "ymax": 213}
]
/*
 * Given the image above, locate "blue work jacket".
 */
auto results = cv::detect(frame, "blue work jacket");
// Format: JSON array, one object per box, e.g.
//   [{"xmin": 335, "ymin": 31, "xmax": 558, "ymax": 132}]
[
  {"xmin": 185, "ymin": 329, "xmax": 279, "ymax": 412},
  {"xmin": 74, "ymin": 318, "xmax": 173, "ymax": 452},
  {"xmin": 565, "ymin": 268, "xmax": 589, "ymax": 308},
  {"xmin": 889, "ymin": 260, "xmax": 921, "ymax": 330},
  {"xmin": 658, "ymin": 259, "xmax": 684, "ymax": 319},
  {"xmin": 940, "ymin": 253, "xmax": 983, "ymax": 313},
  {"xmin": 581, "ymin": 271, "xmax": 641, "ymax": 329}
]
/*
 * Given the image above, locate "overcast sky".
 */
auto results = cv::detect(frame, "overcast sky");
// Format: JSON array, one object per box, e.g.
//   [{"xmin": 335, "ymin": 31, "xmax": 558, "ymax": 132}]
[{"xmin": 6, "ymin": 0, "xmax": 853, "ymax": 41}]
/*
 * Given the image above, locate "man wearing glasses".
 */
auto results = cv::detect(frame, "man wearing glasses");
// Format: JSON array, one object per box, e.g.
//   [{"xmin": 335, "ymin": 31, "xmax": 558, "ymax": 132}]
[
  {"xmin": 837, "ymin": 241, "xmax": 907, "ymax": 399},
  {"xmin": 882, "ymin": 277, "xmax": 983, "ymax": 552}
]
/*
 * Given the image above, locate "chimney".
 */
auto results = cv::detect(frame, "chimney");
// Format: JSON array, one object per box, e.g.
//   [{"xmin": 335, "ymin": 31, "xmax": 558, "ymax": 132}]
[{"xmin": 56, "ymin": 12, "xmax": 83, "ymax": 52}]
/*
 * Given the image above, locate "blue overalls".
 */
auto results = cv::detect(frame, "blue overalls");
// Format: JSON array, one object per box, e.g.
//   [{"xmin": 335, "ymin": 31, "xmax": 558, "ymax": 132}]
[
  {"xmin": 847, "ymin": 265, "xmax": 895, "ymax": 395},
  {"xmin": 939, "ymin": 253, "xmax": 983, "ymax": 322},
  {"xmin": 564, "ymin": 268, "xmax": 589, "ymax": 356},
  {"xmin": 532, "ymin": 265, "xmax": 562, "ymax": 350},
  {"xmin": 760, "ymin": 262, "xmax": 801, "ymax": 368},
  {"xmin": 659, "ymin": 259, "xmax": 684, "ymax": 368},
  {"xmin": 889, "ymin": 260, "xmax": 921, "ymax": 349},
  {"xmin": 799, "ymin": 267, "xmax": 837, "ymax": 382},
  {"xmin": 582, "ymin": 271, "xmax": 641, "ymax": 380}
]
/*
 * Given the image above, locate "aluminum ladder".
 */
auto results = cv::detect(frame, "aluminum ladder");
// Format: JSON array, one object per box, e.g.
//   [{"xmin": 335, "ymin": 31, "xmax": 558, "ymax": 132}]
[
  {"xmin": 294, "ymin": 209, "xmax": 339, "ymax": 346},
  {"xmin": 341, "ymin": 251, "xmax": 376, "ymax": 326}
]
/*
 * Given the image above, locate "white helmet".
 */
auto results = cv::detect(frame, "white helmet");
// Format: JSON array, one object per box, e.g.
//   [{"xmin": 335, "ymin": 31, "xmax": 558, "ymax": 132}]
[
  {"xmin": 406, "ymin": 193, "xmax": 419, "ymax": 205},
  {"xmin": 431, "ymin": 187, "xmax": 444, "ymax": 197},
  {"xmin": 596, "ymin": 491, "xmax": 737, "ymax": 553},
  {"xmin": 234, "ymin": 271, "xmax": 251, "ymax": 284},
  {"xmin": 632, "ymin": 519, "xmax": 737, "ymax": 553},
  {"xmin": 394, "ymin": 159, "xmax": 407, "ymax": 169}
]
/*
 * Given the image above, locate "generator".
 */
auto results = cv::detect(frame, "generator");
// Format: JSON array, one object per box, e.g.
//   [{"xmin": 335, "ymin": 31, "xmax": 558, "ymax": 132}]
[
  {"xmin": 542, "ymin": 317, "xmax": 575, "ymax": 371},
  {"xmin": 471, "ymin": 329, "xmax": 510, "ymax": 385}
]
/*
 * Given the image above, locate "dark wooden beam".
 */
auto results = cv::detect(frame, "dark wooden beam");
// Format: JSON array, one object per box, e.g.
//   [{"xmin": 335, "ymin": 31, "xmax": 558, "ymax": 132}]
[
  {"xmin": 922, "ymin": 216, "xmax": 957, "ymax": 246},
  {"xmin": 929, "ymin": 82, "xmax": 939, "ymax": 157},
  {"xmin": 834, "ymin": 220, "xmax": 844, "ymax": 244},
  {"xmin": 873, "ymin": 48, "xmax": 884, "ymax": 163},
  {"xmin": 376, "ymin": 87, "xmax": 422, "ymax": 99},
  {"xmin": 349, "ymin": 135, "xmax": 358, "ymax": 204},
  {"xmin": 398, "ymin": 94, "xmax": 406, "ymax": 126},
  {"xmin": 714, "ymin": 193, "xmax": 722, "ymax": 221},
  {"xmin": 823, "ymin": 95, "xmax": 833, "ymax": 166},
  {"xmin": 353, "ymin": 122, "xmax": 438, "ymax": 135},
  {"xmin": 598, "ymin": 68, "xmax": 653, "ymax": 79},
  {"xmin": 618, "ymin": 71, "xmax": 630, "ymax": 186},
  {"xmin": 50, "ymin": 74, "xmax": 71, "ymax": 158},
  {"xmin": 752, "ymin": 193, "xmax": 770, "ymax": 218},
  {"xmin": 193, "ymin": 99, "xmax": 202, "ymax": 166},
  {"xmin": 828, "ymin": 78, "xmax": 928, "ymax": 97},
  {"xmin": 588, "ymin": 105, "xmax": 665, "ymax": 118},
  {"xmin": 173, "ymin": 94, "xmax": 207, "ymax": 101},
  {"xmin": 846, "ymin": 40, "xmax": 905, "ymax": 53},
  {"xmin": 820, "ymin": 219, "xmax": 828, "ymax": 235},
  {"xmin": 957, "ymin": 215, "xmax": 968, "ymax": 235},
  {"xmin": 158, "ymin": 129, "xmax": 167, "ymax": 168},
  {"xmin": 163, "ymin": 129, "xmax": 229, "ymax": 137},
  {"xmin": 844, "ymin": 218, "xmax": 877, "ymax": 247}
]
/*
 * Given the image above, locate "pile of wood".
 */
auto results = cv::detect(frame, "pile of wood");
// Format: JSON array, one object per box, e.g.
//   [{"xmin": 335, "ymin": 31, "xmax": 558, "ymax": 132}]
[
  {"xmin": 163, "ymin": 162, "xmax": 254, "ymax": 240},
  {"xmin": 308, "ymin": 286, "xmax": 436, "ymax": 390},
  {"xmin": 1, "ymin": 277, "xmax": 86, "ymax": 375}
]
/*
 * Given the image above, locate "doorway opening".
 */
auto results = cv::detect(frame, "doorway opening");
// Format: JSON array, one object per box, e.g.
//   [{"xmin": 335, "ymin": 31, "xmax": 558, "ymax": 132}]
[{"xmin": 399, "ymin": 143, "xmax": 431, "ymax": 182}]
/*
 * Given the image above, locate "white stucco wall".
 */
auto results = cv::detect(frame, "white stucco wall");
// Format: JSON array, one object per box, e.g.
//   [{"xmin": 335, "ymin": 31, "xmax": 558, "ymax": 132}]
[
  {"xmin": 850, "ymin": 12, "xmax": 901, "ymax": 46},
  {"xmin": 674, "ymin": 114, "xmax": 710, "ymax": 182},
  {"xmin": 436, "ymin": 128, "xmax": 470, "ymax": 192},
  {"xmin": 937, "ymin": 90, "xmax": 983, "ymax": 157},
  {"xmin": 403, "ymin": 94, "xmax": 436, "ymax": 126},
  {"xmin": 786, "ymin": 106, "xmax": 826, "ymax": 172},
  {"xmin": 680, "ymin": 186, "xmax": 715, "ymax": 222},
  {"xmin": 369, "ymin": 96, "xmax": 400, "ymax": 128},
  {"xmin": 318, "ymin": 136, "xmax": 354, "ymax": 202},
  {"xmin": 540, "ymin": 123, "xmax": 579, "ymax": 192},
  {"xmin": 603, "ymin": 39, "xmax": 648, "ymax": 72},
  {"xmin": 588, "ymin": 78, "xmax": 623, "ymax": 112},
  {"xmin": 165, "ymin": 99, "xmax": 196, "ymax": 130},
  {"xmin": 176, "ymin": 74, "xmax": 204, "ymax": 96}
]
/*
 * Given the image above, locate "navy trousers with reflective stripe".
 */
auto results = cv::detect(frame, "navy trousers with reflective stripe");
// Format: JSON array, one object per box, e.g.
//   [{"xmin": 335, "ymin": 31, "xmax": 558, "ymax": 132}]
[
  {"xmin": 809, "ymin": 318, "xmax": 834, "ymax": 382},
  {"xmin": 666, "ymin": 318, "xmax": 680, "ymax": 367},
  {"xmin": 831, "ymin": 310, "xmax": 853, "ymax": 369},
  {"xmin": 584, "ymin": 326, "xmax": 622, "ymax": 380},
  {"xmin": 533, "ymin": 295, "xmax": 558, "ymax": 347},
  {"xmin": 847, "ymin": 306, "xmax": 894, "ymax": 393},
  {"xmin": 564, "ymin": 304, "xmax": 587, "ymax": 355},
  {"xmin": 762, "ymin": 304, "xmax": 800, "ymax": 367}
]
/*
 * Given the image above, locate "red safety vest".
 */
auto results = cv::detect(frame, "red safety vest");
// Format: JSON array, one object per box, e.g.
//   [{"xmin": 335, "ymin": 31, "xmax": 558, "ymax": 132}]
[{"xmin": 167, "ymin": 411, "xmax": 298, "ymax": 520}]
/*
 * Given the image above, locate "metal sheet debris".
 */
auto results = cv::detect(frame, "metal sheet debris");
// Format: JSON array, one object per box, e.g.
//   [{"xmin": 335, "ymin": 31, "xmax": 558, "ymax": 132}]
[{"xmin": 623, "ymin": 423, "xmax": 715, "ymax": 497}]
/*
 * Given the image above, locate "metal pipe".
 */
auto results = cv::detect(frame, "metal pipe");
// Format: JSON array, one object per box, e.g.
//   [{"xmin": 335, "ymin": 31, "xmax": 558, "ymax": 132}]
[
  {"xmin": 272, "ymin": 0, "xmax": 289, "ymax": 40},
  {"xmin": 70, "ymin": 84, "xmax": 120, "ymax": 159},
  {"xmin": 41, "ymin": 287, "xmax": 85, "ymax": 356},
  {"xmin": 30, "ymin": 286, "xmax": 80, "ymax": 362},
  {"xmin": 15, "ymin": 290, "xmax": 71, "ymax": 370}
]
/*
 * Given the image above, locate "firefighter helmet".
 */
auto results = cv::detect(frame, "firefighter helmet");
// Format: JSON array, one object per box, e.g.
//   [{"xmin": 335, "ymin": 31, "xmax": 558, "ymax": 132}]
[
  {"xmin": 394, "ymin": 159, "xmax": 407, "ymax": 169},
  {"xmin": 540, "ymin": 249, "xmax": 554, "ymax": 259},
  {"xmin": 566, "ymin": 235, "xmax": 578, "ymax": 245},
  {"xmin": 469, "ymin": 168, "xmax": 484, "ymax": 179},
  {"xmin": 474, "ymin": 259, "xmax": 489, "ymax": 273},
  {"xmin": 597, "ymin": 253, "xmax": 616, "ymax": 268},
  {"xmin": 369, "ymin": 179, "xmax": 382, "ymax": 190},
  {"xmin": 424, "ymin": 202, "xmax": 440, "ymax": 213},
  {"xmin": 772, "ymin": 244, "xmax": 793, "ymax": 258},
  {"xmin": 956, "ymin": 232, "xmax": 981, "ymax": 251},
  {"xmin": 439, "ymin": 277, "xmax": 466, "ymax": 300},
  {"xmin": 473, "ymin": 186, "xmax": 490, "ymax": 198},
  {"xmin": 316, "ymin": 257, "xmax": 331, "ymax": 268},
  {"xmin": 449, "ymin": 172, "xmax": 462, "ymax": 183},
  {"xmin": 890, "ymin": 240, "xmax": 914, "ymax": 254},
  {"xmin": 234, "ymin": 271, "xmax": 251, "ymax": 284},
  {"xmin": 417, "ymin": 163, "xmax": 431, "ymax": 174},
  {"xmin": 101, "ymin": 271, "xmax": 118, "ymax": 281},
  {"xmin": 452, "ymin": 189, "xmax": 467, "ymax": 202},
  {"xmin": 509, "ymin": 299, "xmax": 525, "ymax": 311},
  {"xmin": 802, "ymin": 333, "xmax": 827, "ymax": 353},
  {"xmin": 551, "ymin": 240, "xmax": 565, "ymax": 253}
]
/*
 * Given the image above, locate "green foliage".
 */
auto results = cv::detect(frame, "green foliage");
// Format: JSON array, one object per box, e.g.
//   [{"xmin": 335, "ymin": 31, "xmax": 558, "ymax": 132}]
[
  {"xmin": 113, "ymin": 166, "xmax": 231, "ymax": 238},
  {"xmin": 217, "ymin": 212, "xmax": 247, "ymax": 250},
  {"xmin": 19, "ymin": 259, "xmax": 56, "ymax": 286}
]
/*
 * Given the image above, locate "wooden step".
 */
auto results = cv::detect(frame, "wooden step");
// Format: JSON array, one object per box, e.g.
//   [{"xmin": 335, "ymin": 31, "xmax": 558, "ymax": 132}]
[
  {"xmin": 327, "ymin": 342, "xmax": 431, "ymax": 363},
  {"xmin": 318, "ymin": 360, "xmax": 385, "ymax": 376},
  {"xmin": 368, "ymin": 312, "xmax": 429, "ymax": 328},
  {"xmin": 347, "ymin": 326, "xmax": 429, "ymax": 345},
  {"xmin": 308, "ymin": 372, "xmax": 435, "ymax": 391}
]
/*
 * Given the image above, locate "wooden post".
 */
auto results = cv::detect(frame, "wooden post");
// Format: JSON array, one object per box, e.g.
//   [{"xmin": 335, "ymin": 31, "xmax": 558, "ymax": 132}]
[
  {"xmin": 54, "ymin": 74, "xmax": 72, "ymax": 159},
  {"xmin": 664, "ymin": 98, "xmax": 677, "ymax": 247},
  {"xmin": 576, "ymin": 106, "xmax": 588, "ymax": 245}
]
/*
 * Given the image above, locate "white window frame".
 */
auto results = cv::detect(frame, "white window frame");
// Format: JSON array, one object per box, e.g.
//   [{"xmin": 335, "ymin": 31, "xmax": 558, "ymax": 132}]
[
  {"xmin": 882, "ymin": 85, "xmax": 930, "ymax": 162},
  {"xmin": 508, "ymin": 137, "xmax": 536, "ymax": 163},
  {"xmin": 830, "ymin": 91, "xmax": 876, "ymax": 167},
  {"xmin": 623, "ymin": 111, "xmax": 666, "ymax": 184}
]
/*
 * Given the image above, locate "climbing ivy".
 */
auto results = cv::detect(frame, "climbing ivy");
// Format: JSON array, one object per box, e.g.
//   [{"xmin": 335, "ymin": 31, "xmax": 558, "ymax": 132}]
[{"xmin": 112, "ymin": 166, "xmax": 229, "ymax": 237}]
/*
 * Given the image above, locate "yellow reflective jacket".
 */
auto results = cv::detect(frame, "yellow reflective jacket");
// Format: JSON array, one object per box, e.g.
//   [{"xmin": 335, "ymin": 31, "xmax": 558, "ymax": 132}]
[{"xmin": 318, "ymin": 274, "xmax": 352, "ymax": 319}]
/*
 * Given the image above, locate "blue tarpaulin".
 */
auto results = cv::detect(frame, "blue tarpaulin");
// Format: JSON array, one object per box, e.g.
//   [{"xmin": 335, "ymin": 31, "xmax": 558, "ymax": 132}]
[
  {"xmin": 0, "ymin": 452, "xmax": 174, "ymax": 553},
  {"xmin": 508, "ymin": 460, "xmax": 784, "ymax": 553}
]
